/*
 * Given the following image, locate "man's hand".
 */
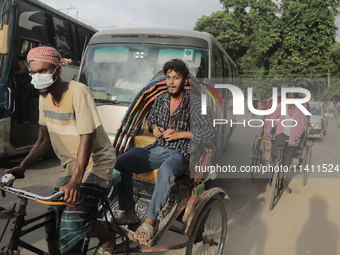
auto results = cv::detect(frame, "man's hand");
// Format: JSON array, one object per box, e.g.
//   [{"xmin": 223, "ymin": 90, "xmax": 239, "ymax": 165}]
[
  {"xmin": 264, "ymin": 133, "xmax": 272, "ymax": 139},
  {"xmin": 163, "ymin": 129, "xmax": 181, "ymax": 142},
  {"xmin": 59, "ymin": 180, "xmax": 81, "ymax": 203},
  {"xmin": 293, "ymin": 136, "xmax": 301, "ymax": 144},
  {"xmin": 152, "ymin": 125, "xmax": 164, "ymax": 138},
  {"xmin": 6, "ymin": 166, "xmax": 26, "ymax": 175}
]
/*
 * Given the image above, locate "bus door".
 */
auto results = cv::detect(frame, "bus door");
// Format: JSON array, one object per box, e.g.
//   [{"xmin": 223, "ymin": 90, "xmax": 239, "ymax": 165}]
[
  {"xmin": 9, "ymin": 38, "xmax": 40, "ymax": 150},
  {"xmin": 0, "ymin": 0, "xmax": 14, "ymax": 156},
  {"xmin": 9, "ymin": 0, "xmax": 49, "ymax": 150},
  {"xmin": 0, "ymin": 75, "xmax": 10, "ymax": 157}
]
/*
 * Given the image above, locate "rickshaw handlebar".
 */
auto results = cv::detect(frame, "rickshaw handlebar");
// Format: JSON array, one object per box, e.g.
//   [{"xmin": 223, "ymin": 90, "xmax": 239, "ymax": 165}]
[
  {"xmin": 2, "ymin": 186, "xmax": 64, "ymax": 201},
  {"xmin": 1, "ymin": 173, "xmax": 63, "ymax": 201},
  {"xmin": 265, "ymin": 135, "xmax": 298, "ymax": 144}
]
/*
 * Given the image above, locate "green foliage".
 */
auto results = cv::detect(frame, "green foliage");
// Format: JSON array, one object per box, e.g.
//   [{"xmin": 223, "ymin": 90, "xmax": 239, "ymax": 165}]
[
  {"xmin": 194, "ymin": 0, "xmax": 340, "ymax": 100},
  {"xmin": 194, "ymin": 11, "xmax": 250, "ymax": 65},
  {"xmin": 270, "ymin": 0, "xmax": 339, "ymax": 79}
]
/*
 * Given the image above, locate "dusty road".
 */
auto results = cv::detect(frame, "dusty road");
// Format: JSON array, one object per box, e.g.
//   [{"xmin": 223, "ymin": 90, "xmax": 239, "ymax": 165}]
[{"xmin": 1, "ymin": 114, "xmax": 339, "ymax": 255}]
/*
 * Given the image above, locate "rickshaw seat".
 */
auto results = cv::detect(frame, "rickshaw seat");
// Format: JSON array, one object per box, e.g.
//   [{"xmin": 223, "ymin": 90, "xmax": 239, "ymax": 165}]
[{"xmin": 132, "ymin": 133, "xmax": 159, "ymax": 183}]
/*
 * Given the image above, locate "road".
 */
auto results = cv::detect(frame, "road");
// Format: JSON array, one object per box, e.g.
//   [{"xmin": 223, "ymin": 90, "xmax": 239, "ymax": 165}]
[{"xmin": 1, "ymin": 114, "xmax": 340, "ymax": 255}]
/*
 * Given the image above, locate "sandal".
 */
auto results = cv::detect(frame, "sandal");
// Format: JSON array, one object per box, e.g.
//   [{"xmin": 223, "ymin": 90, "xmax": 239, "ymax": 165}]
[
  {"xmin": 94, "ymin": 245, "xmax": 115, "ymax": 255},
  {"xmin": 115, "ymin": 213, "xmax": 140, "ymax": 225},
  {"xmin": 283, "ymin": 185, "xmax": 292, "ymax": 194},
  {"xmin": 134, "ymin": 221, "xmax": 158, "ymax": 241}
]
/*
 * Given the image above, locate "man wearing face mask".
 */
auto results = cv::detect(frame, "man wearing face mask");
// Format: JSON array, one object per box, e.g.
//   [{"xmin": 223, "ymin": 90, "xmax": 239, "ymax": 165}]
[{"xmin": 6, "ymin": 46, "xmax": 116, "ymax": 255}]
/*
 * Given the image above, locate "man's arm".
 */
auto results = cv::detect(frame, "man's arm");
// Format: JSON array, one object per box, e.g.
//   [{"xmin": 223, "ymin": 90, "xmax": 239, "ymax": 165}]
[
  {"xmin": 59, "ymin": 133, "xmax": 92, "ymax": 203},
  {"xmin": 6, "ymin": 125, "xmax": 51, "ymax": 175},
  {"xmin": 162, "ymin": 130, "xmax": 193, "ymax": 141}
]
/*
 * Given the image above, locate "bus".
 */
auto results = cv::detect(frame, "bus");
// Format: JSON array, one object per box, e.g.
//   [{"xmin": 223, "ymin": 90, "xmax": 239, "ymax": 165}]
[
  {"xmin": 0, "ymin": 0, "xmax": 96, "ymax": 158},
  {"xmin": 78, "ymin": 28, "xmax": 238, "ymax": 158}
]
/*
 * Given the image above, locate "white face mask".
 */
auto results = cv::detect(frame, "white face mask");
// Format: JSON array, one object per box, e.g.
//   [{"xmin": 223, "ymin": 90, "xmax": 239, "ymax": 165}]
[{"xmin": 31, "ymin": 67, "xmax": 58, "ymax": 90}]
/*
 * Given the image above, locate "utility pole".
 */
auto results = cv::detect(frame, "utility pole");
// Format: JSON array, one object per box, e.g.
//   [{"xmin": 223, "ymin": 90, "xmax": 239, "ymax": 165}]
[
  {"xmin": 328, "ymin": 68, "xmax": 330, "ymax": 88},
  {"xmin": 58, "ymin": 6, "xmax": 78, "ymax": 20}
]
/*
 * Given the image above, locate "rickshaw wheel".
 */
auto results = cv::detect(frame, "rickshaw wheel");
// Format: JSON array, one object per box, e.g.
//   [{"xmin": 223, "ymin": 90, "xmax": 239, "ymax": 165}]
[
  {"xmin": 302, "ymin": 146, "xmax": 311, "ymax": 186},
  {"xmin": 186, "ymin": 199, "xmax": 227, "ymax": 255},
  {"xmin": 269, "ymin": 162, "xmax": 280, "ymax": 211},
  {"xmin": 251, "ymin": 144, "xmax": 262, "ymax": 178}
]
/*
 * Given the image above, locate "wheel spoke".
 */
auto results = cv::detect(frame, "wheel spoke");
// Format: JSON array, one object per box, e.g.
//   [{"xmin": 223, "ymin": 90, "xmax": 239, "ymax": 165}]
[{"xmin": 187, "ymin": 200, "xmax": 227, "ymax": 255}]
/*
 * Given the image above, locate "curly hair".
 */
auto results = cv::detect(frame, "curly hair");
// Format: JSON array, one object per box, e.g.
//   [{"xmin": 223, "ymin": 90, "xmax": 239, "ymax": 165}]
[{"xmin": 163, "ymin": 59, "xmax": 189, "ymax": 78}]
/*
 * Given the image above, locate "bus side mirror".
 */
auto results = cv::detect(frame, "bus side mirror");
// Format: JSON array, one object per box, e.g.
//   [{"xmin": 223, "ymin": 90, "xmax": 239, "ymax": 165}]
[{"xmin": 0, "ymin": 25, "xmax": 9, "ymax": 55}]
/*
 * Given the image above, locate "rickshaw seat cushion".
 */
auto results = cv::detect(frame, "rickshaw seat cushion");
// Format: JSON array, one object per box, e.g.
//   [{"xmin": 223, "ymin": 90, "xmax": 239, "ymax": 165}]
[
  {"xmin": 133, "ymin": 170, "xmax": 158, "ymax": 182},
  {"xmin": 134, "ymin": 135, "xmax": 156, "ymax": 148}
]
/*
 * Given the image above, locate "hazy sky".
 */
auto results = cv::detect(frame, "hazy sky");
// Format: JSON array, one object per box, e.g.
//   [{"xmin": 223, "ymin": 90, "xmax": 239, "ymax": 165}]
[
  {"xmin": 39, "ymin": 0, "xmax": 224, "ymax": 30},
  {"xmin": 40, "ymin": 0, "xmax": 340, "ymax": 41}
]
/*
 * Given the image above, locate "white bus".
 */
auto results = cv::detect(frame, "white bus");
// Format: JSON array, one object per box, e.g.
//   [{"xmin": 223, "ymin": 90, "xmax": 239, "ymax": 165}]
[{"xmin": 78, "ymin": 28, "xmax": 238, "ymax": 156}]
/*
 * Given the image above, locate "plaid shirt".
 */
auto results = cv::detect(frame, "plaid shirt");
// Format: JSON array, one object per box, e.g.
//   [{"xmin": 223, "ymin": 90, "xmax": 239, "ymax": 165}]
[{"xmin": 147, "ymin": 90, "xmax": 215, "ymax": 158}]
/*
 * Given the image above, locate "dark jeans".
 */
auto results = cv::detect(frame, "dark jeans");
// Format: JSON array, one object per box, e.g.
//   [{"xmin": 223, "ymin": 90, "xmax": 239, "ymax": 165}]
[
  {"xmin": 271, "ymin": 133, "xmax": 295, "ymax": 168},
  {"xmin": 115, "ymin": 146, "xmax": 189, "ymax": 220}
]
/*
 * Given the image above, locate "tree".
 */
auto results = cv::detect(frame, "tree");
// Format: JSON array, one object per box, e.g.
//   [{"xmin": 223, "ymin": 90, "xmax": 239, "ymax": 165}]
[
  {"xmin": 194, "ymin": 0, "xmax": 340, "ymax": 101},
  {"xmin": 194, "ymin": 10, "xmax": 250, "ymax": 66},
  {"xmin": 269, "ymin": 0, "xmax": 339, "ymax": 80}
]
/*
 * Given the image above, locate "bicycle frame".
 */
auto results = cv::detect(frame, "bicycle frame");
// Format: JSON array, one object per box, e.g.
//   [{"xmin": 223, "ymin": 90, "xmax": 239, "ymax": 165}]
[
  {"xmin": 0, "ymin": 174, "xmax": 72, "ymax": 255},
  {"xmin": 0, "ymin": 196, "xmax": 53, "ymax": 255}
]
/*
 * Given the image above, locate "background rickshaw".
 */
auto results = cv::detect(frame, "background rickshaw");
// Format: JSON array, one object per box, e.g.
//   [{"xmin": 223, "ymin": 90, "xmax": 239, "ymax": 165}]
[
  {"xmin": 105, "ymin": 76, "xmax": 229, "ymax": 254},
  {"xmin": 251, "ymin": 98, "xmax": 314, "ymax": 210}
]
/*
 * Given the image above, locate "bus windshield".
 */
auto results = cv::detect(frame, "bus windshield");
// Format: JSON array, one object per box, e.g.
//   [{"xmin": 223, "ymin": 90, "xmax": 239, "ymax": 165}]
[{"xmin": 79, "ymin": 44, "xmax": 208, "ymax": 103}]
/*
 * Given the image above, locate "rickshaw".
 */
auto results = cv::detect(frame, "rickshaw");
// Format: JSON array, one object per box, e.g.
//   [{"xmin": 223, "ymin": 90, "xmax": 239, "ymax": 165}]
[
  {"xmin": 0, "ymin": 76, "xmax": 228, "ymax": 255},
  {"xmin": 104, "ymin": 75, "xmax": 229, "ymax": 254},
  {"xmin": 251, "ymin": 98, "xmax": 314, "ymax": 210}
]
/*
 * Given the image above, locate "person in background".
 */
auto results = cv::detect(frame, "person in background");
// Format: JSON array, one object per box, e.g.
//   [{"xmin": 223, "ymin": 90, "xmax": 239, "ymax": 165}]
[
  {"xmin": 265, "ymin": 93, "xmax": 306, "ymax": 194},
  {"xmin": 327, "ymin": 99, "xmax": 337, "ymax": 119}
]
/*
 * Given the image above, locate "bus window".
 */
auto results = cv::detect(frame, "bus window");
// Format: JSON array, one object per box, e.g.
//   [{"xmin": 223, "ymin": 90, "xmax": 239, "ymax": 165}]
[
  {"xmin": 20, "ymin": 39, "xmax": 40, "ymax": 55},
  {"xmin": 212, "ymin": 43, "xmax": 223, "ymax": 78},
  {"xmin": 53, "ymin": 16, "xmax": 72, "ymax": 59},
  {"xmin": 224, "ymin": 56, "xmax": 233, "ymax": 84},
  {"xmin": 79, "ymin": 44, "xmax": 208, "ymax": 103},
  {"xmin": 45, "ymin": 13, "xmax": 56, "ymax": 47},
  {"xmin": 78, "ymin": 28, "xmax": 92, "ymax": 58},
  {"xmin": 67, "ymin": 23, "xmax": 78, "ymax": 64}
]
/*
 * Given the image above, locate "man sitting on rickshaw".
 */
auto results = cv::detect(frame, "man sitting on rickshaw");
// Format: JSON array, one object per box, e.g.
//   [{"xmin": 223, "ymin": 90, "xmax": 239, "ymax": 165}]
[
  {"xmin": 265, "ymin": 92, "xmax": 306, "ymax": 193},
  {"xmin": 114, "ymin": 59, "xmax": 215, "ymax": 242}
]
